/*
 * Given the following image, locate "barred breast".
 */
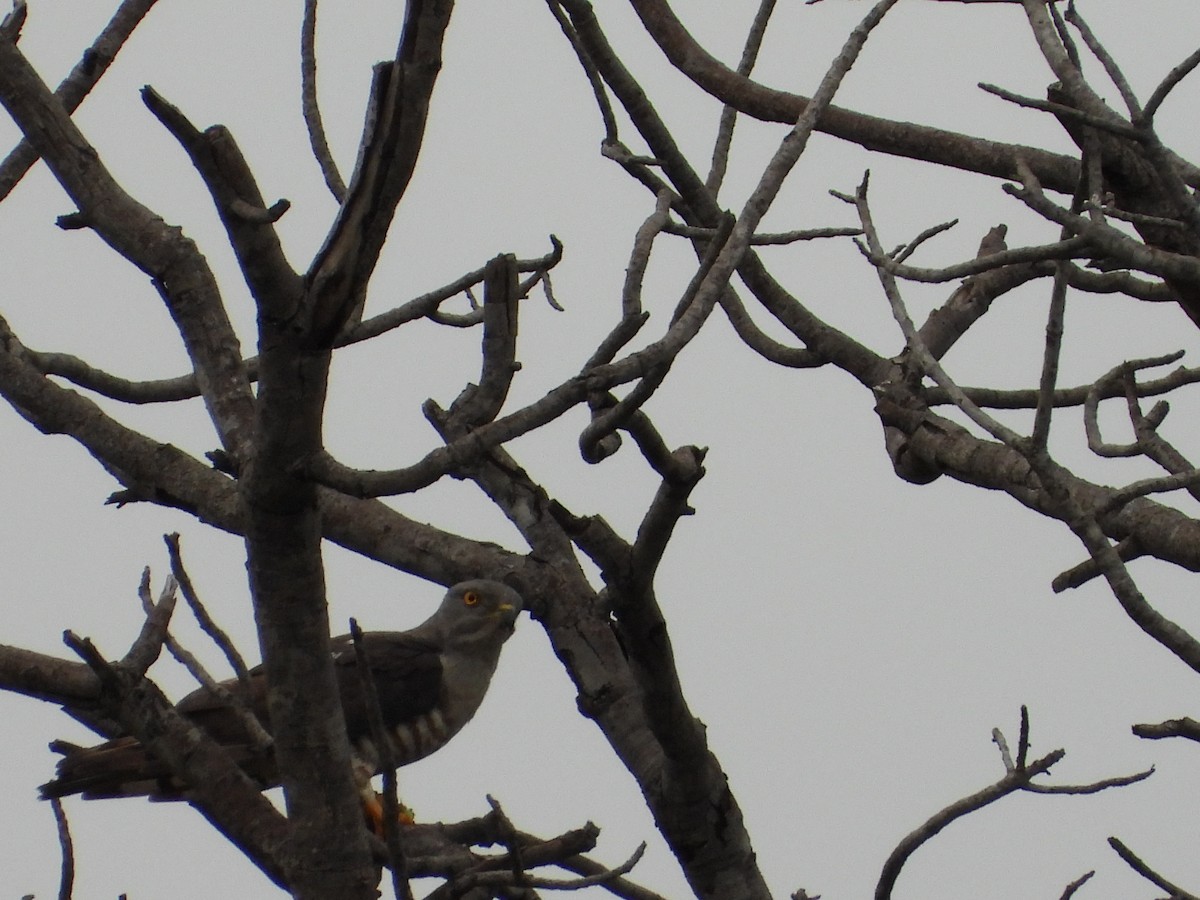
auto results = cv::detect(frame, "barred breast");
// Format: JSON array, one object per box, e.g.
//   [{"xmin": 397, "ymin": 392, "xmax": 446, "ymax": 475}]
[{"xmin": 352, "ymin": 704, "xmax": 468, "ymax": 774}]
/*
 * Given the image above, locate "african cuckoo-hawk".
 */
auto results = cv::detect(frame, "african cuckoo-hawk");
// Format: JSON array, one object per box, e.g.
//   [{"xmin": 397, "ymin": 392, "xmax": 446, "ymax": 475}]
[{"xmin": 40, "ymin": 580, "xmax": 523, "ymax": 806}]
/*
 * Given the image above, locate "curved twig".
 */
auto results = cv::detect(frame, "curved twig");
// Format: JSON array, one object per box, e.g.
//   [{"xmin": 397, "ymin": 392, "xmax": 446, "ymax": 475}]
[
  {"xmin": 875, "ymin": 749, "xmax": 1065, "ymax": 900},
  {"xmin": 929, "ymin": 362, "xmax": 1200, "ymax": 411},
  {"xmin": 857, "ymin": 234, "xmax": 1089, "ymax": 284},
  {"xmin": 1084, "ymin": 351, "xmax": 1185, "ymax": 458},
  {"xmin": 706, "ymin": 0, "xmax": 776, "ymax": 194},
  {"xmin": 301, "ymin": 0, "xmax": 347, "ymax": 201},
  {"xmin": 625, "ymin": 0, "xmax": 1095, "ymax": 192},
  {"xmin": 1144, "ymin": 45, "xmax": 1200, "ymax": 122}
]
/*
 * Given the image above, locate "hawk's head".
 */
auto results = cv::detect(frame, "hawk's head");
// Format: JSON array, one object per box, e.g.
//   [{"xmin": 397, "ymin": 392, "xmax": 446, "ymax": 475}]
[{"xmin": 421, "ymin": 579, "xmax": 523, "ymax": 650}]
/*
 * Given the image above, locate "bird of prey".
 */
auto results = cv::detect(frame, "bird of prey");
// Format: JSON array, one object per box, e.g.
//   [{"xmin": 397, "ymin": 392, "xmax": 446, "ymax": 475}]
[{"xmin": 40, "ymin": 579, "xmax": 523, "ymax": 810}]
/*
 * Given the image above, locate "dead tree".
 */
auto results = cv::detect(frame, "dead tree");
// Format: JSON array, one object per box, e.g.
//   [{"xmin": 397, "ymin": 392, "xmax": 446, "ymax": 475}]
[{"xmin": 3, "ymin": 1, "xmax": 1200, "ymax": 898}]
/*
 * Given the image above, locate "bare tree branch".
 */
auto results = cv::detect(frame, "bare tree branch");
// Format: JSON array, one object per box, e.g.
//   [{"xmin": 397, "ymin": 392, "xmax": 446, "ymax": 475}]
[
  {"xmin": 929, "ymin": 360, "xmax": 1200, "ymax": 410},
  {"xmin": 349, "ymin": 618, "xmax": 412, "ymax": 900},
  {"xmin": 141, "ymin": 86, "xmax": 303, "ymax": 319},
  {"xmin": 876, "ymin": 748, "xmax": 1065, "ymax": 900},
  {"xmin": 164, "ymin": 533, "xmax": 254, "ymax": 691},
  {"xmin": 125, "ymin": 568, "xmax": 177, "ymax": 677},
  {"xmin": 862, "ymin": 233, "xmax": 1090, "ymax": 283},
  {"xmin": 0, "ymin": 1, "xmax": 26, "ymax": 42},
  {"xmin": 626, "ymin": 0, "xmax": 1095, "ymax": 191},
  {"xmin": 0, "ymin": 36, "xmax": 257, "ymax": 460},
  {"xmin": 706, "ymin": 0, "xmax": 776, "ymax": 195},
  {"xmin": 22, "ymin": 239, "xmax": 560, "ymax": 406},
  {"xmin": 1132, "ymin": 717, "xmax": 1200, "ymax": 743},
  {"xmin": 301, "ymin": 0, "xmax": 347, "ymax": 201},
  {"xmin": 59, "ymin": 629, "xmax": 291, "ymax": 888},
  {"xmin": 978, "ymin": 81, "xmax": 1142, "ymax": 139},
  {"xmin": 0, "ymin": 0, "xmax": 159, "ymax": 201},
  {"xmin": 8, "ymin": 3, "xmax": 1200, "ymax": 897},
  {"xmin": 1058, "ymin": 870, "xmax": 1095, "ymax": 900},
  {"xmin": 305, "ymin": 1, "xmax": 456, "ymax": 346},
  {"xmin": 1144, "ymin": 44, "xmax": 1200, "ymax": 122},
  {"xmin": 1031, "ymin": 152, "xmax": 1095, "ymax": 450},
  {"xmin": 1084, "ymin": 351, "xmax": 1184, "ymax": 458},
  {"xmin": 50, "ymin": 797, "xmax": 73, "ymax": 900},
  {"xmin": 159, "ymin": 536, "xmax": 272, "ymax": 751},
  {"xmin": 1108, "ymin": 837, "xmax": 1200, "ymax": 900},
  {"xmin": 1052, "ymin": 536, "xmax": 1142, "ymax": 593}
]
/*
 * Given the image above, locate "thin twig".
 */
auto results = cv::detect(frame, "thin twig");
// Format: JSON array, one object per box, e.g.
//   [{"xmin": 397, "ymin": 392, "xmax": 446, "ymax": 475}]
[
  {"xmin": 350, "ymin": 618, "xmax": 412, "ymax": 900},
  {"xmin": 978, "ymin": 82, "xmax": 1141, "ymax": 139},
  {"xmin": 1063, "ymin": 4, "xmax": 1142, "ymax": 119},
  {"xmin": 545, "ymin": 0, "xmax": 619, "ymax": 143},
  {"xmin": 1066, "ymin": 510, "xmax": 1200, "ymax": 677},
  {"xmin": 433, "ymin": 840, "xmax": 648, "ymax": 898},
  {"xmin": 623, "ymin": 190, "xmax": 675, "ymax": 318},
  {"xmin": 1098, "ymin": 468, "xmax": 1200, "ymax": 516},
  {"xmin": 1084, "ymin": 351, "xmax": 1185, "ymax": 458},
  {"xmin": 706, "ymin": 0, "xmax": 776, "ymax": 194},
  {"xmin": 1125, "ymin": 385, "xmax": 1200, "ymax": 504},
  {"xmin": 1032, "ymin": 142, "xmax": 1093, "ymax": 450},
  {"xmin": 858, "ymin": 234, "xmax": 1088, "ymax": 283},
  {"xmin": 892, "ymin": 218, "xmax": 958, "ymax": 264},
  {"xmin": 992, "ymin": 727, "xmax": 1014, "ymax": 772},
  {"xmin": 1058, "ymin": 871, "xmax": 1094, "ymax": 900},
  {"xmin": 538, "ymin": 268, "xmax": 565, "ymax": 311},
  {"xmin": 1030, "ymin": 260, "xmax": 1069, "ymax": 450},
  {"xmin": 301, "ymin": 0, "xmax": 346, "ymax": 200},
  {"xmin": 717, "ymin": 286, "xmax": 822, "ymax": 368},
  {"xmin": 663, "ymin": 220, "xmax": 860, "ymax": 244},
  {"xmin": 932, "ymin": 361, "xmax": 1200, "ymax": 411},
  {"xmin": 581, "ymin": 212, "xmax": 733, "ymax": 463},
  {"xmin": 1022, "ymin": 767, "xmax": 1153, "ymax": 795},
  {"xmin": 849, "ymin": 172, "xmax": 1025, "ymax": 448},
  {"xmin": 485, "ymin": 796, "xmax": 526, "ymax": 884},
  {"xmin": 1082, "ymin": 200, "xmax": 1188, "ymax": 230},
  {"xmin": 1016, "ymin": 705, "xmax": 1030, "ymax": 772},
  {"xmin": 125, "ymin": 569, "xmax": 177, "ymax": 676},
  {"xmin": 164, "ymin": 533, "xmax": 253, "ymax": 689},
  {"xmin": 159, "ymin": 536, "xmax": 271, "ymax": 751},
  {"xmin": 1051, "ymin": 536, "xmax": 1142, "ymax": 592},
  {"xmin": 1108, "ymin": 837, "xmax": 1200, "ymax": 900},
  {"xmin": 875, "ymin": 749, "xmax": 1064, "ymax": 900},
  {"xmin": 519, "ymin": 832, "xmax": 667, "ymax": 900},
  {"xmin": 1144, "ymin": 45, "xmax": 1200, "ymax": 121},
  {"xmin": 50, "ymin": 798, "xmax": 74, "ymax": 900}
]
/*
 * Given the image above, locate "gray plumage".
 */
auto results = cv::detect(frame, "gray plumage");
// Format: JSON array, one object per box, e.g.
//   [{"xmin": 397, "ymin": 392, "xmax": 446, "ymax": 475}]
[{"xmin": 41, "ymin": 580, "xmax": 523, "ymax": 801}]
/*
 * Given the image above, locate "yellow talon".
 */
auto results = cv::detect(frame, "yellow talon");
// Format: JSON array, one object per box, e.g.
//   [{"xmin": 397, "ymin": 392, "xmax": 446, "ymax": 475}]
[{"xmin": 361, "ymin": 787, "xmax": 415, "ymax": 835}]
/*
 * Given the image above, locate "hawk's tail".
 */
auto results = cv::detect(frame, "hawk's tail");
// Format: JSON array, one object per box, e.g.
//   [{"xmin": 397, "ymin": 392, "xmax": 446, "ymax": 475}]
[{"xmin": 39, "ymin": 737, "xmax": 183, "ymax": 800}]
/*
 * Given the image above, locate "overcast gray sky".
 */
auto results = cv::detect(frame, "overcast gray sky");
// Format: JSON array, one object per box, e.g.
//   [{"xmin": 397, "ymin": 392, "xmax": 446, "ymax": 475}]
[{"xmin": 5, "ymin": 2, "xmax": 1200, "ymax": 898}]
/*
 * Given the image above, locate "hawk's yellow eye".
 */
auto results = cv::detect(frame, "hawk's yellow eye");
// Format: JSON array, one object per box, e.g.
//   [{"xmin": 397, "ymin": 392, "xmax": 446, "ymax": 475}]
[{"xmin": 463, "ymin": 590, "xmax": 479, "ymax": 607}]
